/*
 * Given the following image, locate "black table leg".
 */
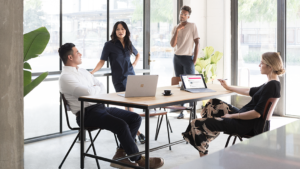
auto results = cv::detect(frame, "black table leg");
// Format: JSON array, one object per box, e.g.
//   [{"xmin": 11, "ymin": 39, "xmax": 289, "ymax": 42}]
[
  {"xmin": 145, "ymin": 108, "xmax": 150, "ymax": 169},
  {"xmin": 80, "ymin": 101, "xmax": 85, "ymax": 169},
  {"xmin": 193, "ymin": 101, "xmax": 197, "ymax": 120}
]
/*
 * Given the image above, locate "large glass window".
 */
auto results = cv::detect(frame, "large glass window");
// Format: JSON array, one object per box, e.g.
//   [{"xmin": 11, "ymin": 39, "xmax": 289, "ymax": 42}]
[
  {"xmin": 107, "ymin": 0, "xmax": 144, "ymax": 93},
  {"xmin": 62, "ymin": 0, "xmax": 107, "ymax": 69},
  {"xmin": 24, "ymin": 0, "xmax": 60, "ymax": 139},
  {"xmin": 24, "ymin": 80, "xmax": 60, "ymax": 139},
  {"xmin": 109, "ymin": 0, "xmax": 144, "ymax": 70},
  {"xmin": 150, "ymin": 0, "xmax": 176, "ymax": 87},
  {"xmin": 24, "ymin": 0, "xmax": 60, "ymax": 72},
  {"xmin": 238, "ymin": 0, "xmax": 277, "ymax": 87},
  {"xmin": 286, "ymin": 0, "xmax": 300, "ymax": 116}
]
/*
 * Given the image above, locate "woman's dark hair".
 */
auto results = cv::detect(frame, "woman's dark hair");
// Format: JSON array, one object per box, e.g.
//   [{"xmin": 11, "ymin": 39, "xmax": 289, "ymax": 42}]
[
  {"xmin": 110, "ymin": 21, "xmax": 133, "ymax": 55},
  {"xmin": 58, "ymin": 43, "xmax": 75, "ymax": 65}
]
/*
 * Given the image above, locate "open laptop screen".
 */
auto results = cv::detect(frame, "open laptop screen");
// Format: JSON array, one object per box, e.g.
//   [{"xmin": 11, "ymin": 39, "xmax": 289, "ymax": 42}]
[{"xmin": 181, "ymin": 74, "xmax": 207, "ymax": 89}]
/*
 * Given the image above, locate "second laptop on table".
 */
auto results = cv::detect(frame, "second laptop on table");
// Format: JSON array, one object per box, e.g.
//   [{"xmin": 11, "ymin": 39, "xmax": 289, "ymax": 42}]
[{"xmin": 180, "ymin": 74, "xmax": 216, "ymax": 93}]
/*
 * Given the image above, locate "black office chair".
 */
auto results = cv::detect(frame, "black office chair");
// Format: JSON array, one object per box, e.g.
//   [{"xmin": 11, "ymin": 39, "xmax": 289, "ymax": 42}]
[
  {"xmin": 224, "ymin": 98, "xmax": 279, "ymax": 148},
  {"xmin": 59, "ymin": 93, "xmax": 119, "ymax": 169}
]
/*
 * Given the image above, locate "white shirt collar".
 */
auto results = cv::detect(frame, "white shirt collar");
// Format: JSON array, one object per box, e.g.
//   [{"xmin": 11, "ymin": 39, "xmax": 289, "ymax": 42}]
[{"xmin": 62, "ymin": 66, "xmax": 79, "ymax": 73}]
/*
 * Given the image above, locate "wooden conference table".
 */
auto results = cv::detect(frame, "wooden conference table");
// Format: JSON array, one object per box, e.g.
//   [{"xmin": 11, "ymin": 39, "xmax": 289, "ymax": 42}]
[{"xmin": 78, "ymin": 84, "xmax": 235, "ymax": 169}]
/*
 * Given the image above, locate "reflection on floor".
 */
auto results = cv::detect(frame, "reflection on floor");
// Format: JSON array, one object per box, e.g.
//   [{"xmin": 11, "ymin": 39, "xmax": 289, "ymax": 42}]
[{"xmin": 24, "ymin": 110, "xmax": 298, "ymax": 169}]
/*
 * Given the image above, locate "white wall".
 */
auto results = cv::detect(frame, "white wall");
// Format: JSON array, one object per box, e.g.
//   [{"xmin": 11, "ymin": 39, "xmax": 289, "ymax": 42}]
[{"xmin": 183, "ymin": 0, "xmax": 207, "ymax": 51}]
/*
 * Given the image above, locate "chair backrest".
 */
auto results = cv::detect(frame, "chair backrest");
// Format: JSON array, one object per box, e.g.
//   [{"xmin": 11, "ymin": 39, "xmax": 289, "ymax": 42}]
[
  {"xmin": 261, "ymin": 97, "xmax": 279, "ymax": 133},
  {"xmin": 171, "ymin": 77, "xmax": 181, "ymax": 85},
  {"xmin": 60, "ymin": 93, "xmax": 77, "ymax": 130}
]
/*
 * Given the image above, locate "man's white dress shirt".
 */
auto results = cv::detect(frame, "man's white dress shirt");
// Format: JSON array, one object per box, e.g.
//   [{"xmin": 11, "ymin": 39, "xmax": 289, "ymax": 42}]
[{"xmin": 59, "ymin": 66, "xmax": 106, "ymax": 115}]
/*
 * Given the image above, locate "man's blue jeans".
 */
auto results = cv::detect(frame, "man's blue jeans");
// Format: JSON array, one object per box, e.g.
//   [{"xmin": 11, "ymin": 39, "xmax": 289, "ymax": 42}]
[{"xmin": 76, "ymin": 104, "xmax": 142, "ymax": 161}]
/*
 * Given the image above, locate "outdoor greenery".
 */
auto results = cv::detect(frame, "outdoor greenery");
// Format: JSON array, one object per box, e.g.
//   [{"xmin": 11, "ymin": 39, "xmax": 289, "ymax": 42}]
[
  {"xmin": 24, "ymin": 0, "xmax": 48, "ymax": 33},
  {"xmin": 238, "ymin": 0, "xmax": 300, "ymax": 22},
  {"xmin": 132, "ymin": 0, "xmax": 173, "ymax": 23},
  {"xmin": 238, "ymin": 0, "xmax": 277, "ymax": 22},
  {"xmin": 24, "ymin": 27, "xmax": 50, "ymax": 97},
  {"xmin": 243, "ymin": 50, "xmax": 300, "ymax": 64}
]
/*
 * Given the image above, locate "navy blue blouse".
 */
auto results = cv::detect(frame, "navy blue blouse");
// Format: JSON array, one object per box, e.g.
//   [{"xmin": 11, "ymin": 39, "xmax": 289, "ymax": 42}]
[{"xmin": 100, "ymin": 40, "xmax": 138, "ymax": 92}]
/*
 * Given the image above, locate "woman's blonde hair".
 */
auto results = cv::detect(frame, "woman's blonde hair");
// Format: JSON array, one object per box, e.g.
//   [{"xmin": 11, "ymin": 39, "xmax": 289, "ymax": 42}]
[{"xmin": 262, "ymin": 52, "xmax": 285, "ymax": 75}]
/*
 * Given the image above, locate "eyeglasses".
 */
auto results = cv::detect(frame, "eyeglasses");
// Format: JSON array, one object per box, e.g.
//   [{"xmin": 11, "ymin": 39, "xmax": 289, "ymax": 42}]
[
  {"xmin": 179, "ymin": 13, "xmax": 189, "ymax": 17},
  {"xmin": 260, "ymin": 61, "xmax": 269, "ymax": 66}
]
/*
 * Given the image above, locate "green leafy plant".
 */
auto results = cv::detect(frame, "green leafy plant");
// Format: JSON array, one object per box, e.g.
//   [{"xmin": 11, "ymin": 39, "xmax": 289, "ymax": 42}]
[
  {"xmin": 23, "ymin": 27, "xmax": 50, "ymax": 97},
  {"xmin": 195, "ymin": 46, "xmax": 223, "ymax": 83}
]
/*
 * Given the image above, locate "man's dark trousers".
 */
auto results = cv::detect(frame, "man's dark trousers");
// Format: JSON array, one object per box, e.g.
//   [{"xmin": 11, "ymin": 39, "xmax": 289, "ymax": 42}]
[{"xmin": 76, "ymin": 104, "xmax": 142, "ymax": 161}]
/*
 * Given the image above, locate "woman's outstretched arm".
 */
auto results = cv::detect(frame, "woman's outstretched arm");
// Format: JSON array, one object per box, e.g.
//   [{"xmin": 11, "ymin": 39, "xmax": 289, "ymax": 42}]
[
  {"xmin": 217, "ymin": 79, "xmax": 250, "ymax": 96},
  {"xmin": 90, "ymin": 60, "xmax": 106, "ymax": 74}
]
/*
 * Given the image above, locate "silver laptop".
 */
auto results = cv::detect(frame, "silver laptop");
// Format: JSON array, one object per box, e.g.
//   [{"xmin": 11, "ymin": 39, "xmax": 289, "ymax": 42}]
[
  {"xmin": 180, "ymin": 74, "xmax": 216, "ymax": 93},
  {"xmin": 118, "ymin": 75, "xmax": 159, "ymax": 97}
]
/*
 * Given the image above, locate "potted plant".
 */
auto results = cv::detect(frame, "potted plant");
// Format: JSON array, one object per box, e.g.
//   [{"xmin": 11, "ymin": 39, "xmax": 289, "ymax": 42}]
[
  {"xmin": 23, "ymin": 27, "xmax": 50, "ymax": 96},
  {"xmin": 195, "ymin": 46, "xmax": 223, "ymax": 83},
  {"xmin": 195, "ymin": 46, "xmax": 223, "ymax": 107}
]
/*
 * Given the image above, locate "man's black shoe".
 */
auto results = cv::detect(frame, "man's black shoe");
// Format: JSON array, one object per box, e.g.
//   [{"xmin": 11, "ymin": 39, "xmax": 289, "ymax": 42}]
[{"xmin": 138, "ymin": 133, "xmax": 146, "ymax": 144}]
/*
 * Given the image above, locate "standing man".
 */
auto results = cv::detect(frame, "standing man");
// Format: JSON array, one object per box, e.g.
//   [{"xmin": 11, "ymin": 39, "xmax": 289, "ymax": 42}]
[{"xmin": 170, "ymin": 6, "xmax": 200, "ymax": 119}]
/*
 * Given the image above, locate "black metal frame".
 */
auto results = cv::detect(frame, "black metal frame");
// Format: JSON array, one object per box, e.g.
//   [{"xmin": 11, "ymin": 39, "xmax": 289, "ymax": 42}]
[
  {"xmin": 59, "ymin": 93, "xmax": 120, "ymax": 169},
  {"xmin": 78, "ymin": 92, "xmax": 236, "ymax": 169},
  {"xmin": 231, "ymin": 0, "xmax": 238, "ymax": 87},
  {"xmin": 277, "ymin": 0, "xmax": 286, "ymax": 116},
  {"xmin": 224, "ymin": 98, "xmax": 278, "ymax": 148}
]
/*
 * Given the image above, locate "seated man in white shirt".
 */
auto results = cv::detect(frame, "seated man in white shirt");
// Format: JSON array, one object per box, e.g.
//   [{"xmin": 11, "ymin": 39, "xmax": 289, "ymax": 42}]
[{"xmin": 58, "ymin": 43, "xmax": 164, "ymax": 169}]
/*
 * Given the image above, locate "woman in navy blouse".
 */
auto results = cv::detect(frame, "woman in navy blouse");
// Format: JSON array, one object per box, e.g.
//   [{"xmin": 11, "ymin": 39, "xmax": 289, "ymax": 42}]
[
  {"xmin": 91, "ymin": 21, "xmax": 140, "ymax": 91},
  {"xmin": 91, "ymin": 21, "xmax": 146, "ymax": 143},
  {"xmin": 182, "ymin": 52, "xmax": 285, "ymax": 157}
]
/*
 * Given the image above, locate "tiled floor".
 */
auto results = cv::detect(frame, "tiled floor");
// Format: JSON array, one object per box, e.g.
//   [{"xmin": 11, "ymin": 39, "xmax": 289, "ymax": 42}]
[{"xmin": 24, "ymin": 110, "xmax": 298, "ymax": 169}]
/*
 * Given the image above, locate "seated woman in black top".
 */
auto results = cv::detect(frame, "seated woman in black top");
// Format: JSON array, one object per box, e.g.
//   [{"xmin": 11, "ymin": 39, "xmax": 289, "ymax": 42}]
[{"xmin": 182, "ymin": 52, "xmax": 285, "ymax": 157}]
